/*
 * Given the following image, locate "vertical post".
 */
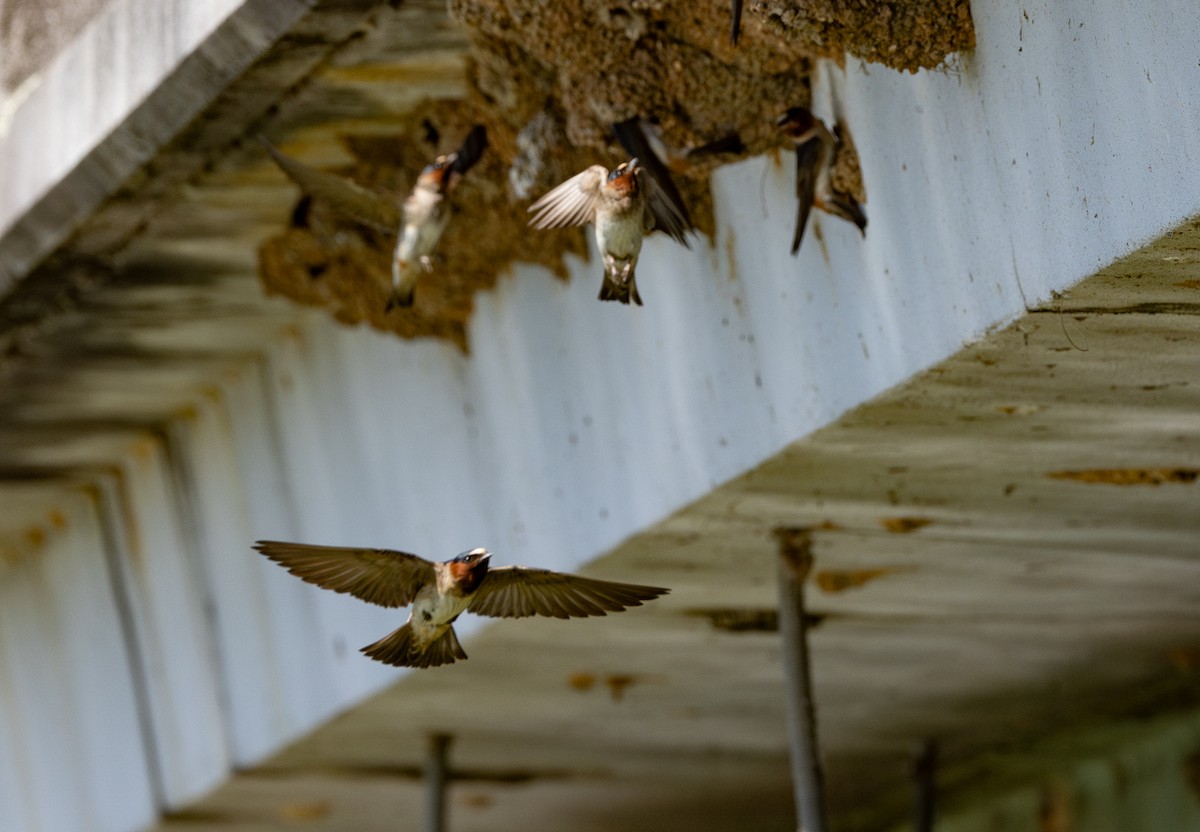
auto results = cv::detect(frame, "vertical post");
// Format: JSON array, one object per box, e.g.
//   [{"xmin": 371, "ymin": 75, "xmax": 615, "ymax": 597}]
[
  {"xmin": 912, "ymin": 739, "xmax": 938, "ymax": 832},
  {"xmin": 774, "ymin": 527, "xmax": 829, "ymax": 832},
  {"xmin": 425, "ymin": 733, "xmax": 453, "ymax": 832}
]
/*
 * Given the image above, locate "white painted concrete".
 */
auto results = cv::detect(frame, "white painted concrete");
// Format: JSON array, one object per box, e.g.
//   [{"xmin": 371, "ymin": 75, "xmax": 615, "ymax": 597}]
[
  {"xmin": 0, "ymin": 488, "xmax": 157, "ymax": 832},
  {"xmin": 0, "ymin": 0, "xmax": 245, "ymax": 226},
  {"xmin": 0, "ymin": 0, "xmax": 330, "ymax": 289},
  {"xmin": 95, "ymin": 450, "xmax": 232, "ymax": 808}
]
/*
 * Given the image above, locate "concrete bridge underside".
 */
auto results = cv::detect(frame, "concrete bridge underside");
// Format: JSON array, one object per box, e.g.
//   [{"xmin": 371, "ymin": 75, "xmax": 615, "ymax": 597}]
[{"xmin": 1, "ymin": 1, "xmax": 1199, "ymax": 830}]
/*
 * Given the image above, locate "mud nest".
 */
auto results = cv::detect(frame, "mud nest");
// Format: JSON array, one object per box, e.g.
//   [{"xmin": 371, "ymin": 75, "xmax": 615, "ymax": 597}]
[
  {"xmin": 258, "ymin": 0, "xmax": 973, "ymax": 346},
  {"xmin": 258, "ymin": 99, "xmax": 591, "ymax": 351}
]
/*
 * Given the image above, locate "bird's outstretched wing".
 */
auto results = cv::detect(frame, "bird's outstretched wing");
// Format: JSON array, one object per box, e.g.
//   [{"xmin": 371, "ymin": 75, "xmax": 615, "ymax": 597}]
[
  {"xmin": 638, "ymin": 168, "xmax": 693, "ymax": 248},
  {"xmin": 613, "ymin": 118, "xmax": 694, "ymax": 245},
  {"xmin": 828, "ymin": 122, "xmax": 868, "ymax": 236},
  {"xmin": 451, "ymin": 125, "xmax": 488, "ymax": 176},
  {"xmin": 790, "ymin": 135, "xmax": 823, "ymax": 255},
  {"xmin": 421, "ymin": 119, "xmax": 440, "ymax": 147},
  {"xmin": 824, "ymin": 195, "xmax": 868, "ymax": 236},
  {"xmin": 686, "ymin": 130, "xmax": 746, "ymax": 159},
  {"xmin": 259, "ymin": 136, "xmax": 401, "ymax": 232},
  {"xmin": 254, "ymin": 540, "xmax": 435, "ymax": 608},
  {"xmin": 467, "ymin": 567, "xmax": 668, "ymax": 619},
  {"xmin": 527, "ymin": 165, "xmax": 608, "ymax": 229}
]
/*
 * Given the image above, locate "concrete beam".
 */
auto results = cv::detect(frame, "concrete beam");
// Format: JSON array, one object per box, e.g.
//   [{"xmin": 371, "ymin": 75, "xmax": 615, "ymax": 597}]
[{"xmin": 0, "ymin": 0, "xmax": 381, "ymax": 293}]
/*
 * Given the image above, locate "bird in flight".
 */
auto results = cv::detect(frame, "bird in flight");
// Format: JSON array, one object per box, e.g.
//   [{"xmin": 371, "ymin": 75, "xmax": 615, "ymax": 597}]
[
  {"xmin": 255, "ymin": 540, "xmax": 668, "ymax": 668},
  {"xmin": 260, "ymin": 125, "xmax": 487, "ymax": 309},
  {"xmin": 777, "ymin": 107, "xmax": 867, "ymax": 255},
  {"xmin": 528, "ymin": 157, "xmax": 692, "ymax": 306}
]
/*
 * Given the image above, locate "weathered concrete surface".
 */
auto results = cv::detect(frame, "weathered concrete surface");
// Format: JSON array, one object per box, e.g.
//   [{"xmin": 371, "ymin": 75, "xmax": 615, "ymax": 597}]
[
  {"xmin": 922, "ymin": 708, "xmax": 1200, "ymax": 832},
  {"xmin": 0, "ymin": 0, "xmax": 112, "ymax": 91},
  {"xmin": 0, "ymin": 0, "xmax": 386, "ymax": 293},
  {"xmin": 142, "ymin": 223, "xmax": 1200, "ymax": 831}
]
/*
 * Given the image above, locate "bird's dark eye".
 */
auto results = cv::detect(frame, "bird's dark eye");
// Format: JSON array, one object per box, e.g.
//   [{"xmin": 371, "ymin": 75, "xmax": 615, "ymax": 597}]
[{"xmin": 608, "ymin": 167, "xmax": 624, "ymax": 181}]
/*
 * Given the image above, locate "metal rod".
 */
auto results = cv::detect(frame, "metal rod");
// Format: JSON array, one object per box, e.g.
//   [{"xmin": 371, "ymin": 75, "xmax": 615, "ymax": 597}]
[
  {"xmin": 774, "ymin": 527, "xmax": 829, "ymax": 832},
  {"xmin": 424, "ymin": 733, "xmax": 453, "ymax": 832},
  {"xmin": 912, "ymin": 739, "xmax": 938, "ymax": 832}
]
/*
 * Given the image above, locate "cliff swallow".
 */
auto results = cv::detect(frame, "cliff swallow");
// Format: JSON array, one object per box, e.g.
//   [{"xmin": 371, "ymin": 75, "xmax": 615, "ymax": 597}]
[
  {"xmin": 259, "ymin": 126, "xmax": 487, "ymax": 309},
  {"xmin": 528, "ymin": 158, "xmax": 691, "ymax": 305},
  {"xmin": 254, "ymin": 541, "xmax": 668, "ymax": 669},
  {"xmin": 777, "ymin": 107, "xmax": 867, "ymax": 255}
]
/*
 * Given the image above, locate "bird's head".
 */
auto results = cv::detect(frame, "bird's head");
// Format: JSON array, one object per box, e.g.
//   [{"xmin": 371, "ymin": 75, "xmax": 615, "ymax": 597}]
[
  {"xmin": 777, "ymin": 107, "xmax": 816, "ymax": 141},
  {"xmin": 418, "ymin": 152, "xmax": 461, "ymax": 193},
  {"xmin": 448, "ymin": 547, "xmax": 491, "ymax": 593},
  {"xmin": 605, "ymin": 158, "xmax": 639, "ymax": 196}
]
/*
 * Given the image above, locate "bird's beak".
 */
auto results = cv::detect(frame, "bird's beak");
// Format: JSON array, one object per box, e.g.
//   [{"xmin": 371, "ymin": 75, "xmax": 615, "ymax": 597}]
[
  {"xmin": 480, "ymin": 551, "xmax": 492, "ymax": 562},
  {"xmin": 627, "ymin": 157, "xmax": 639, "ymax": 172}
]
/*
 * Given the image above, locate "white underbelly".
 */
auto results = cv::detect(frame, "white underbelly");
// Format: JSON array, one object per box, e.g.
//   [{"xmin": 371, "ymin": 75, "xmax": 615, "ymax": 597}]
[
  {"xmin": 408, "ymin": 585, "xmax": 471, "ymax": 647},
  {"xmin": 396, "ymin": 208, "xmax": 450, "ymax": 264},
  {"xmin": 595, "ymin": 211, "xmax": 643, "ymax": 262}
]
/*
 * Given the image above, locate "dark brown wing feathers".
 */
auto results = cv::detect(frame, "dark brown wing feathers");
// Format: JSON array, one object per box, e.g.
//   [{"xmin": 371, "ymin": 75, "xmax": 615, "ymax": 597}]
[
  {"xmin": 790, "ymin": 136, "xmax": 822, "ymax": 255},
  {"xmin": 258, "ymin": 136, "xmax": 402, "ymax": 232},
  {"xmin": 254, "ymin": 540, "xmax": 435, "ymax": 608},
  {"xmin": 468, "ymin": 567, "xmax": 668, "ymax": 620},
  {"xmin": 612, "ymin": 118, "xmax": 694, "ymax": 248},
  {"xmin": 640, "ymin": 169, "xmax": 693, "ymax": 249},
  {"xmin": 451, "ymin": 125, "xmax": 488, "ymax": 175}
]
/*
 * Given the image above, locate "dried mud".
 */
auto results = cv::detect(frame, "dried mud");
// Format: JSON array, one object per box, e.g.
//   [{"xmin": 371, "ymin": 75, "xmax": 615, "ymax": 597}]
[
  {"xmin": 258, "ymin": 98, "xmax": 591, "ymax": 351},
  {"xmin": 258, "ymin": 0, "xmax": 973, "ymax": 345}
]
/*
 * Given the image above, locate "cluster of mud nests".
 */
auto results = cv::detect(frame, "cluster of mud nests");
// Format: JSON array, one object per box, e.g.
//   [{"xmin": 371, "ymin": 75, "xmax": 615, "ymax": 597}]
[{"xmin": 258, "ymin": 0, "xmax": 974, "ymax": 348}]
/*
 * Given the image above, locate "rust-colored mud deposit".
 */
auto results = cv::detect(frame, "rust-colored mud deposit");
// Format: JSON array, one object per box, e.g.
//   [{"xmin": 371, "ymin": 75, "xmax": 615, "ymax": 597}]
[
  {"xmin": 1048, "ymin": 468, "xmax": 1200, "ymax": 486},
  {"xmin": 259, "ymin": 100, "xmax": 591, "ymax": 350},
  {"xmin": 258, "ymin": 0, "xmax": 973, "ymax": 345},
  {"xmin": 752, "ymin": 1, "xmax": 975, "ymax": 73},
  {"xmin": 815, "ymin": 567, "xmax": 909, "ymax": 594}
]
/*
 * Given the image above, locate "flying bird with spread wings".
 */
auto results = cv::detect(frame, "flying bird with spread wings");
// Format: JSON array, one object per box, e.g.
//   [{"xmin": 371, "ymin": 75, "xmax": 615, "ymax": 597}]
[
  {"xmin": 260, "ymin": 126, "xmax": 488, "ymax": 309},
  {"xmin": 527, "ymin": 157, "xmax": 692, "ymax": 306},
  {"xmin": 255, "ymin": 541, "xmax": 668, "ymax": 669}
]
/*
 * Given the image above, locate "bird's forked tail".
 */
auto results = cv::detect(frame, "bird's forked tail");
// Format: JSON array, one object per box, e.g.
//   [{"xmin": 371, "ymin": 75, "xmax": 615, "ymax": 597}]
[
  {"xmin": 361, "ymin": 623, "xmax": 467, "ymax": 668},
  {"xmin": 598, "ymin": 271, "xmax": 643, "ymax": 306}
]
